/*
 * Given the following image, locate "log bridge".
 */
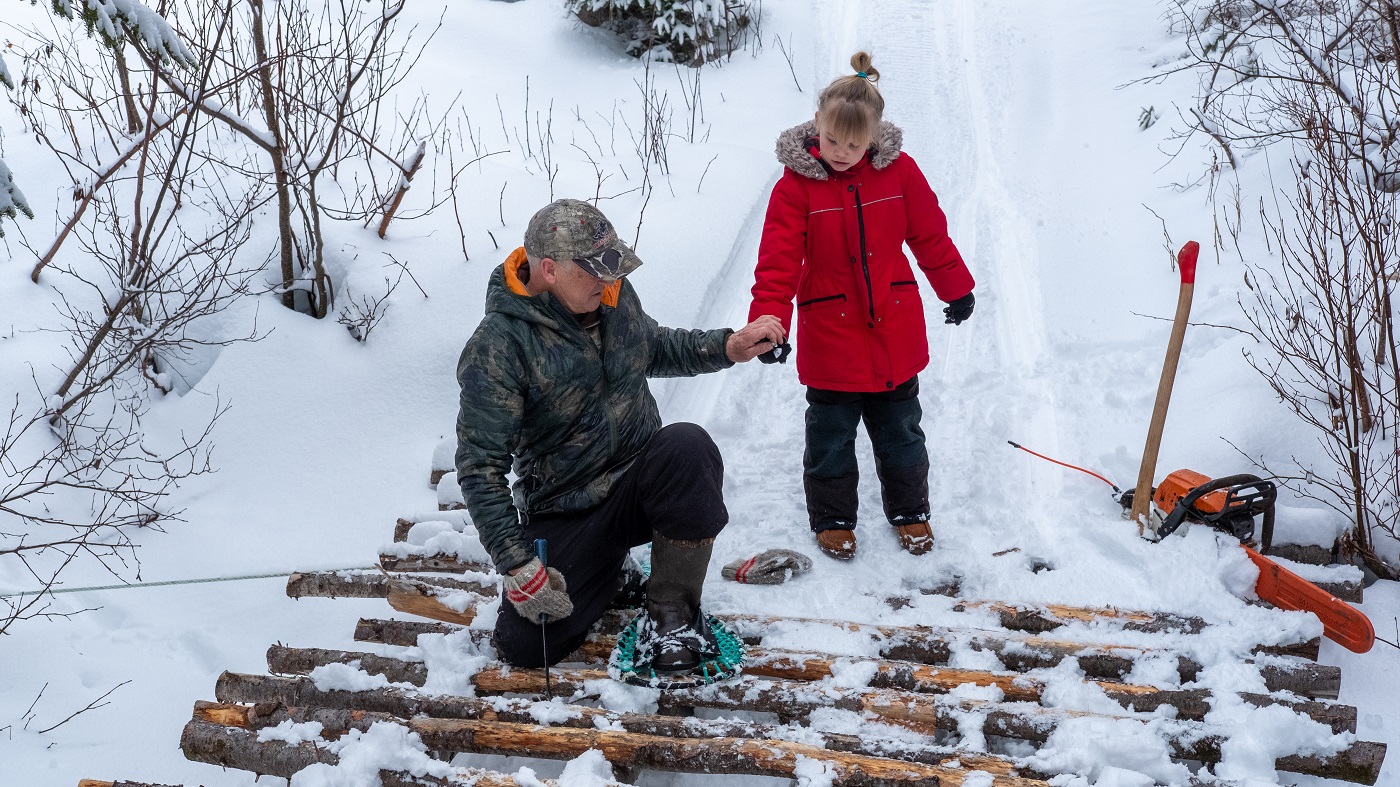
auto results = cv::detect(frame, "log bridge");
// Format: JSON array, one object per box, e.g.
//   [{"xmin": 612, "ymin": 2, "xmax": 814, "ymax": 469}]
[{"xmin": 89, "ymin": 513, "xmax": 1386, "ymax": 787}]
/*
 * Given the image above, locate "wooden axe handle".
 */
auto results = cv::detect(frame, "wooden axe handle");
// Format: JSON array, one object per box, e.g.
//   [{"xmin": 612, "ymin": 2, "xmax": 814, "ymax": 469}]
[{"xmin": 1131, "ymin": 241, "xmax": 1200, "ymax": 535}]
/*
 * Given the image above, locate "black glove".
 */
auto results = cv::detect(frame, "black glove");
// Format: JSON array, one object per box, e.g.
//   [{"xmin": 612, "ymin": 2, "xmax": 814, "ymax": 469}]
[
  {"xmin": 943, "ymin": 292, "xmax": 975, "ymax": 326},
  {"xmin": 756, "ymin": 341, "xmax": 792, "ymax": 364}
]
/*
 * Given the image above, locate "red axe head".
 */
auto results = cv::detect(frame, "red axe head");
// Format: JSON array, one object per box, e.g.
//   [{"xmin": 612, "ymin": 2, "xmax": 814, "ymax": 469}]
[{"xmin": 1178, "ymin": 241, "xmax": 1200, "ymax": 285}]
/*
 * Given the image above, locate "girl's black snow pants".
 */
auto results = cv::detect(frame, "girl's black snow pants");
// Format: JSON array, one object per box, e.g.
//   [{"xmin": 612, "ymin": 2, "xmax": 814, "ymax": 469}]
[
  {"xmin": 803, "ymin": 375, "xmax": 931, "ymax": 533},
  {"xmin": 493, "ymin": 422, "xmax": 728, "ymax": 667}
]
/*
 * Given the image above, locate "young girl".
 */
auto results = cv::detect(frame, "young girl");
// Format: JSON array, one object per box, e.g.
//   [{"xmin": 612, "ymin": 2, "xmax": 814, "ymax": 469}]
[{"xmin": 749, "ymin": 52, "xmax": 976, "ymax": 560}]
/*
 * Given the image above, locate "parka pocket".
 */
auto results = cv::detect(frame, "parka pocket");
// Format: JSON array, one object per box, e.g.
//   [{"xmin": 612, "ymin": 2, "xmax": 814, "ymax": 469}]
[{"xmin": 798, "ymin": 293, "xmax": 847, "ymax": 312}]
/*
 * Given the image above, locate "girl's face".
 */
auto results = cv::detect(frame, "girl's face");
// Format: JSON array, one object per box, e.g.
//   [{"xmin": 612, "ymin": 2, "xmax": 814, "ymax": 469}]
[{"xmin": 814, "ymin": 112, "xmax": 871, "ymax": 172}]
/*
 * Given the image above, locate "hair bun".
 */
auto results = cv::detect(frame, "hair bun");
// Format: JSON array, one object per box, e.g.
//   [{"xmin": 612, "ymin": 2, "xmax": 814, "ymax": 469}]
[{"xmin": 850, "ymin": 51, "xmax": 880, "ymax": 84}]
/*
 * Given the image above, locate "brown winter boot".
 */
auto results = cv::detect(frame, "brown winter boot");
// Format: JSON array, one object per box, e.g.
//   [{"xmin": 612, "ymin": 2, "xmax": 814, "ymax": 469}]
[
  {"xmin": 815, "ymin": 529, "xmax": 857, "ymax": 560},
  {"xmin": 895, "ymin": 522, "xmax": 934, "ymax": 555}
]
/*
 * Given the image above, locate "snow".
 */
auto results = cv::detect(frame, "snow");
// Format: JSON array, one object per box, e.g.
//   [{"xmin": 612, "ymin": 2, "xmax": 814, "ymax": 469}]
[
  {"xmin": 290, "ymin": 721, "xmax": 453, "ymax": 786},
  {"xmin": 3, "ymin": 0, "xmax": 1400, "ymax": 785},
  {"xmin": 311, "ymin": 662, "xmax": 400, "ymax": 692},
  {"xmin": 258, "ymin": 719, "xmax": 326, "ymax": 745}
]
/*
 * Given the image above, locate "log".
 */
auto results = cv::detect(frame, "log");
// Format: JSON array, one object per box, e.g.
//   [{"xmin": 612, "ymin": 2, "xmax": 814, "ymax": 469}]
[
  {"xmin": 193, "ymin": 699, "xmax": 1045, "ymax": 787},
  {"xmin": 394, "ymin": 517, "xmax": 416, "ymax": 541},
  {"xmin": 354, "ymin": 616, "xmax": 458, "ymax": 645},
  {"xmin": 286, "ymin": 570, "xmax": 492, "ymax": 599},
  {"xmin": 77, "ymin": 782, "xmax": 184, "ymax": 787},
  {"xmin": 180, "ymin": 718, "xmax": 336, "ymax": 776},
  {"xmin": 213, "ymin": 674, "xmax": 1040, "ymax": 779},
  {"xmin": 379, "ymin": 554, "xmax": 494, "ymax": 574},
  {"xmin": 386, "ymin": 578, "xmax": 484, "ymax": 626},
  {"xmin": 180, "ymin": 718, "xmax": 559, "ymax": 785},
  {"xmin": 268, "ymin": 644, "xmax": 428, "ymax": 685},
  {"xmin": 935, "ymin": 598, "xmax": 1207, "ymax": 634}
]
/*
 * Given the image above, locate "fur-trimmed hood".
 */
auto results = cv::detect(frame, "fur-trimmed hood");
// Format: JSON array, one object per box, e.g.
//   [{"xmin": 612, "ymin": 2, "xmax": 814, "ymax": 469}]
[{"xmin": 774, "ymin": 120, "xmax": 904, "ymax": 180}]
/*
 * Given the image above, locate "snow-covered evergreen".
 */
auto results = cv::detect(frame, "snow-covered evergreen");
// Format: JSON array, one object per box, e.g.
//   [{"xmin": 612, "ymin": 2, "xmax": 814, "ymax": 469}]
[{"xmin": 0, "ymin": 158, "xmax": 33, "ymax": 238}]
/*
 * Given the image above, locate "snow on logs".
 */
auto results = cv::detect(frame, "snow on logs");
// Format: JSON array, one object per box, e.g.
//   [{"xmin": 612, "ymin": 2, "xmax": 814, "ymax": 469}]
[
  {"xmin": 263, "ymin": 639, "xmax": 1354, "ymax": 733},
  {"xmin": 286, "ymin": 572, "xmax": 1339, "ymax": 699},
  {"xmin": 213, "ymin": 671, "xmax": 1037, "ymax": 779},
  {"xmin": 246, "ymin": 644, "xmax": 1384, "ymax": 784},
  {"xmin": 191, "ymin": 695, "xmax": 1046, "ymax": 787}
]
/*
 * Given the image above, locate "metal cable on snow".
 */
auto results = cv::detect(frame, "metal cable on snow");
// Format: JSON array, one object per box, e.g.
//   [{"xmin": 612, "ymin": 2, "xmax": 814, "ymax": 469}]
[{"xmin": 0, "ymin": 567, "xmax": 378, "ymax": 599}]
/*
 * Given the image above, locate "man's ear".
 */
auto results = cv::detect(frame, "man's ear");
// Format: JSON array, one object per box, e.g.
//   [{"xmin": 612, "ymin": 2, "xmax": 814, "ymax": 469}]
[{"xmin": 538, "ymin": 257, "xmax": 560, "ymax": 286}]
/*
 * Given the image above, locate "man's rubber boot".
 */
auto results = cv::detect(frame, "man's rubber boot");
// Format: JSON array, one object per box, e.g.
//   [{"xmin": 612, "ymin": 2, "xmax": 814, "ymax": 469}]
[{"xmin": 645, "ymin": 533, "xmax": 715, "ymax": 673}]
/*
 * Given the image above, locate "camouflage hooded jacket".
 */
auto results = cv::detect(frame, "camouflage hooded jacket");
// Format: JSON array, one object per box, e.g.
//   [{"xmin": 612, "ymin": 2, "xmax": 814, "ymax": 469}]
[{"xmin": 456, "ymin": 248, "xmax": 734, "ymax": 573}]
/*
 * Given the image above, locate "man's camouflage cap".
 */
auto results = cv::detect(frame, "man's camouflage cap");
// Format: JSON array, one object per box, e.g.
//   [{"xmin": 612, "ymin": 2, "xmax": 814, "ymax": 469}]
[{"xmin": 523, "ymin": 199, "xmax": 643, "ymax": 282}]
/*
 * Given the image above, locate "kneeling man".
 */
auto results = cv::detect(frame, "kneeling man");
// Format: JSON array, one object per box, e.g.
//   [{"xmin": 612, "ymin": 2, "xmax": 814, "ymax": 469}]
[{"xmin": 455, "ymin": 199, "xmax": 783, "ymax": 673}]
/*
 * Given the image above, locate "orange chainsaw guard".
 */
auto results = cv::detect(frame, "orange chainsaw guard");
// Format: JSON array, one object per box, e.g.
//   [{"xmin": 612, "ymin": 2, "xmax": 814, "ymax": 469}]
[{"xmin": 1243, "ymin": 545, "xmax": 1375, "ymax": 654}]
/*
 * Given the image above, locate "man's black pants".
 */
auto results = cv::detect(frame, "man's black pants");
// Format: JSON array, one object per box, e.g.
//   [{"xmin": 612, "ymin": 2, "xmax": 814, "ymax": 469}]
[
  {"xmin": 494, "ymin": 422, "xmax": 728, "ymax": 667},
  {"xmin": 804, "ymin": 375, "xmax": 931, "ymax": 532}
]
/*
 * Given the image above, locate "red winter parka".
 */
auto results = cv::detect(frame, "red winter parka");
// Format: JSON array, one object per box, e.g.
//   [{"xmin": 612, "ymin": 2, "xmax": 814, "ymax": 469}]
[{"xmin": 748, "ymin": 120, "xmax": 974, "ymax": 392}]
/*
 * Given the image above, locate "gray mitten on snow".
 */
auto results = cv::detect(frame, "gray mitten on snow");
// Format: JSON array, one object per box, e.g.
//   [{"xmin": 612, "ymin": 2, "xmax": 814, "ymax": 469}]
[
  {"xmin": 503, "ymin": 557, "xmax": 574, "ymax": 624},
  {"xmin": 721, "ymin": 549, "xmax": 814, "ymax": 585}
]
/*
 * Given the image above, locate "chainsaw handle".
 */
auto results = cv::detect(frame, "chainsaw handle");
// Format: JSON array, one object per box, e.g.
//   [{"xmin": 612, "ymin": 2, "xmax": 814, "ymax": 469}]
[
  {"xmin": 1178, "ymin": 241, "xmax": 1200, "ymax": 285},
  {"xmin": 1157, "ymin": 473, "xmax": 1274, "ymax": 550}
]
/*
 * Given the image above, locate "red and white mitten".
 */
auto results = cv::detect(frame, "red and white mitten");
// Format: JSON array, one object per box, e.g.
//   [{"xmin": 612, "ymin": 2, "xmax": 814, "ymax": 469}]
[
  {"xmin": 503, "ymin": 557, "xmax": 574, "ymax": 624},
  {"xmin": 721, "ymin": 549, "xmax": 813, "ymax": 585}
]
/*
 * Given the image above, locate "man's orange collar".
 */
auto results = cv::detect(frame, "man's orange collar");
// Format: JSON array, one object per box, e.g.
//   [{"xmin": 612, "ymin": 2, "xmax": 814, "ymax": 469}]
[{"xmin": 503, "ymin": 246, "xmax": 620, "ymax": 307}]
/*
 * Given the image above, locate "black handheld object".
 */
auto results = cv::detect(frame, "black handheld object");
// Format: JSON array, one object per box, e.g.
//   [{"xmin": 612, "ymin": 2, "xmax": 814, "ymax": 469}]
[
  {"xmin": 533, "ymin": 538, "xmax": 552, "ymax": 699},
  {"xmin": 943, "ymin": 292, "xmax": 975, "ymax": 325},
  {"xmin": 755, "ymin": 340, "xmax": 792, "ymax": 364}
]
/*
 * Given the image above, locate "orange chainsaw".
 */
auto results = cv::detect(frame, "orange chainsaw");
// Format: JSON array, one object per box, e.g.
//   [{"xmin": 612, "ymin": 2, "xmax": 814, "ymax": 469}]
[{"xmin": 1119, "ymin": 469, "xmax": 1375, "ymax": 654}]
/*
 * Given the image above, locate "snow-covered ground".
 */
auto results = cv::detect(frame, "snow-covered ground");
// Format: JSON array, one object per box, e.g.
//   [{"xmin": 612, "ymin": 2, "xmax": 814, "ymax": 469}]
[{"xmin": 2, "ymin": 0, "xmax": 1397, "ymax": 785}]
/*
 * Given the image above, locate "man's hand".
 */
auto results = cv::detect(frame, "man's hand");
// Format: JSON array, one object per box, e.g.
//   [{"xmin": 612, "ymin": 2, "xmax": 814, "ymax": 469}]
[
  {"xmin": 726, "ymin": 315, "xmax": 787, "ymax": 363},
  {"xmin": 504, "ymin": 557, "xmax": 574, "ymax": 624},
  {"xmin": 943, "ymin": 292, "xmax": 975, "ymax": 326}
]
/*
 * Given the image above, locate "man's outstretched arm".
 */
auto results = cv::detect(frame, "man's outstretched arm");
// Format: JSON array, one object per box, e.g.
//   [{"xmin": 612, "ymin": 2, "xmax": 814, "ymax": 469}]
[{"xmin": 645, "ymin": 306, "xmax": 787, "ymax": 377}]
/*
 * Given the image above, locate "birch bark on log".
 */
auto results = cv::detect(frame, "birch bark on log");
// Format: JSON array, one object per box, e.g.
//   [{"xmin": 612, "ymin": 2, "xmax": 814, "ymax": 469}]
[
  {"xmin": 77, "ymin": 781, "xmax": 185, "ymax": 787},
  {"xmin": 286, "ymin": 571, "xmax": 492, "ymax": 599}
]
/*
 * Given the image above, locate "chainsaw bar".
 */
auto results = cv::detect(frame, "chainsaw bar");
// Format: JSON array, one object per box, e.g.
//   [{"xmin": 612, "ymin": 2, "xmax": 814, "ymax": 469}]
[{"xmin": 1243, "ymin": 545, "xmax": 1375, "ymax": 654}]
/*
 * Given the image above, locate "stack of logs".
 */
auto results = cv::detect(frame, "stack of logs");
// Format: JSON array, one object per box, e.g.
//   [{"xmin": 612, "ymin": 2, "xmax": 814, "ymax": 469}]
[{"xmin": 91, "ymin": 512, "xmax": 1385, "ymax": 787}]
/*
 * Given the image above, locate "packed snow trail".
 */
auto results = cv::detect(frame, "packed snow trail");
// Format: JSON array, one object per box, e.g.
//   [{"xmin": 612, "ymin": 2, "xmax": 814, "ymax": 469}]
[{"xmin": 668, "ymin": 0, "xmax": 1080, "ymax": 607}]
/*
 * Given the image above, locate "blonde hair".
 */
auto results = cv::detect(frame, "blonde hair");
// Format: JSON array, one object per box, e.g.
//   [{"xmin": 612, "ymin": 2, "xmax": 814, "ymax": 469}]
[{"xmin": 817, "ymin": 52, "xmax": 884, "ymax": 144}]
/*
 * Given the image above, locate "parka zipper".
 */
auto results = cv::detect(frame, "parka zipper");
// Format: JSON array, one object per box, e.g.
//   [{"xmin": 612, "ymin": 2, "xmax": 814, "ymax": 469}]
[{"xmin": 853, "ymin": 186, "xmax": 877, "ymax": 325}]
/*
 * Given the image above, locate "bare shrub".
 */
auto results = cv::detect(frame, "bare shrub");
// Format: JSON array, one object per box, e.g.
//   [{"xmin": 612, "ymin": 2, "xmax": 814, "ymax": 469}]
[{"xmin": 1163, "ymin": 0, "xmax": 1400, "ymax": 575}]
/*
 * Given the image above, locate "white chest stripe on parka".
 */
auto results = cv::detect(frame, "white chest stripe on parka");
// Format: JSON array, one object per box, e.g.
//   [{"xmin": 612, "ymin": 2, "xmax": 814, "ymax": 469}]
[{"xmin": 807, "ymin": 194, "xmax": 904, "ymax": 218}]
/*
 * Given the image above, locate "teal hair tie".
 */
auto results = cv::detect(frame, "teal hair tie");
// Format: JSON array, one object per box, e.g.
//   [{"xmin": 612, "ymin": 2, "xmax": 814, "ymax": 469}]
[{"xmin": 856, "ymin": 71, "xmax": 868, "ymax": 79}]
